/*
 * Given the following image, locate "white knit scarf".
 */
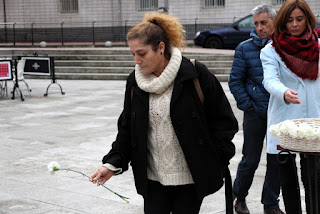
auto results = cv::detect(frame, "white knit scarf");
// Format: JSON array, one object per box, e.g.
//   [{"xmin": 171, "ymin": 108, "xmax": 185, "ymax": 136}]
[{"xmin": 135, "ymin": 47, "xmax": 182, "ymax": 94}]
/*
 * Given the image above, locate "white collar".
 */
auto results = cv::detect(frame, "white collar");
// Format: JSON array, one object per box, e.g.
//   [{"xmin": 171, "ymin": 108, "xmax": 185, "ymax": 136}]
[{"xmin": 135, "ymin": 47, "xmax": 182, "ymax": 94}]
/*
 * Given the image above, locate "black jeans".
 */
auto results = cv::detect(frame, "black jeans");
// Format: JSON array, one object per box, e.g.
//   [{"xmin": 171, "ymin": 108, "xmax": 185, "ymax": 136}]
[
  {"xmin": 278, "ymin": 154, "xmax": 320, "ymax": 214},
  {"xmin": 233, "ymin": 110, "xmax": 281, "ymax": 210},
  {"xmin": 144, "ymin": 180, "xmax": 203, "ymax": 214}
]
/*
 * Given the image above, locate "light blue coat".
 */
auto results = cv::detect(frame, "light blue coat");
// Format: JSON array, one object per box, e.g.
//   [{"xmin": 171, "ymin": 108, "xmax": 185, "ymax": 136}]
[{"xmin": 260, "ymin": 41, "xmax": 320, "ymax": 154}]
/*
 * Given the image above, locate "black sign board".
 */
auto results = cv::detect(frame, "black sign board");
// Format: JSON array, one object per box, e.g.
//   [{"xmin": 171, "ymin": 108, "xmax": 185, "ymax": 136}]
[{"xmin": 22, "ymin": 57, "xmax": 51, "ymax": 76}]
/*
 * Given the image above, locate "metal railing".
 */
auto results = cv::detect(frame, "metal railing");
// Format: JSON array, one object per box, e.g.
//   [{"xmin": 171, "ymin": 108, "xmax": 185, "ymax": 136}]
[
  {"xmin": 1, "ymin": 15, "xmax": 319, "ymax": 47},
  {"xmin": 0, "ymin": 18, "xmax": 234, "ymax": 47}
]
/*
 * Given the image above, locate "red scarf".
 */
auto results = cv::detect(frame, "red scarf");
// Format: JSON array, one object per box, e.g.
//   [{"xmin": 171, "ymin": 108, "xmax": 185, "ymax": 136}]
[{"xmin": 271, "ymin": 30, "xmax": 319, "ymax": 80}]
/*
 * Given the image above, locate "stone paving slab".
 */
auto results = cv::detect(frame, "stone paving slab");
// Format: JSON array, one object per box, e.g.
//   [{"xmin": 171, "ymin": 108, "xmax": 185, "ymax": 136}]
[{"xmin": 0, "ymin": 79, "xmax": 303, "ymax": 213}]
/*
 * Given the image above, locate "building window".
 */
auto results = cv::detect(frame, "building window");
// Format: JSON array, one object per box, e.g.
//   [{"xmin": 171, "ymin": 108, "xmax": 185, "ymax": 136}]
[
  {"xmin": 60, "ymin": 0, "xmax": 79, "ymax": 13},
  {"xmin": 138, "ymin": 0, "xmax": 158, "ymax": 11},
  {"xmin": 203, "ymin": 0, "xmax": 225, "ymax": 8},
  {"xmin": 272, "ymin": 0, "xmax": 286, "ymax": 5}
]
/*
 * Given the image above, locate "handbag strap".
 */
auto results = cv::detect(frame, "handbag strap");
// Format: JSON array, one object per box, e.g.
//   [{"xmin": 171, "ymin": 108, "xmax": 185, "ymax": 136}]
[
  {"xmin": 225, "ymin": 166, "xmax": 234, "ymax": 214},
  {"xmin": 190, "ymin": 59, "xmax": 204, "ymax": 105}
]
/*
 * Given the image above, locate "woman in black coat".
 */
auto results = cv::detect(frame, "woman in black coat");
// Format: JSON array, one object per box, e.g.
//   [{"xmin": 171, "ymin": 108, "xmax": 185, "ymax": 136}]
[{"xmin": 90, "ymin": 12, "xmax": 238, "ymax": 214}]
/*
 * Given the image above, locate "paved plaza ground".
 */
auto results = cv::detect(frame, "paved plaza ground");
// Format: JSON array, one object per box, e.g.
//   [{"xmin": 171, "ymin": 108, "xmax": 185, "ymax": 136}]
[{"xmin": 0, "ymin": 77, "xmax": 303, "ymax": 213}]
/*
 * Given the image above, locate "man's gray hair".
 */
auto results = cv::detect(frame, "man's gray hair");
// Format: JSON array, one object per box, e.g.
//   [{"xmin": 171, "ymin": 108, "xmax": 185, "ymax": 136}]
[{"xmin": 251, "ymin": 5, "xmax": 276, "ymax": 19}]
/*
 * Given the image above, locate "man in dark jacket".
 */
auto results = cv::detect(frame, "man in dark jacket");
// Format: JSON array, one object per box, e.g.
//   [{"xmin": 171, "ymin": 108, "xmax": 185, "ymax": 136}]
[{"xmin": 229, "ymin": 5, "xmax": 284, "ymax": 214}]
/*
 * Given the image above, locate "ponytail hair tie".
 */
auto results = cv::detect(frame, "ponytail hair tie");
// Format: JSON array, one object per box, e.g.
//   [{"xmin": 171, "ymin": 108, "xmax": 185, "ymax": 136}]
[{"xmin": 150, "ymin": 19, "xmax": 158, "ymax": 25}]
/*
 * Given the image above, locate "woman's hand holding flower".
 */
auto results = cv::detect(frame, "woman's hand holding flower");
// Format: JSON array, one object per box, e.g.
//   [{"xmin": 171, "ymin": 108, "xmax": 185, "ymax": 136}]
[
  {"xmin": 47, "ymin": 162, "xmax": 129, "ymax": 203},
  {"xmin": 90, "ymin": 166, "xmax": 114, "ymax": 186}
]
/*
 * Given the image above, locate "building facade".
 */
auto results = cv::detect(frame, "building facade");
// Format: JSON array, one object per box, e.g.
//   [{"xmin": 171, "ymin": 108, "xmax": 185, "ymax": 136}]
[{"xmin": 0, "ymin": 0, "xmax": 319, "ymax": 44}]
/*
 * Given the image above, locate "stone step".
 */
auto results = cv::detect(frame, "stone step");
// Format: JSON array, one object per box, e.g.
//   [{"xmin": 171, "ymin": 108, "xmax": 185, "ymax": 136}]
[
  {"xmin": 2, "ymin": 48, "xmax": 234, "ymax": 82},
  {"xmin": 2, "ymin": 49, "xmax": 132, "ymax": 55},
  {"xmin": 184, "ymin": 55, "xmax": 234, "ymax": 61},
  {"xmin": 1, "ymin": 49, "xmax": 234, "ymax": 59},
  {"xmin": 56, "ymin": 73, "xmax": 129, "ymax": 80},
  {"xmin": 2, "ymin": 48, "xmax": 231, "ymax": 56},
  {"xmin": 26, "ymin": 72, "xmax": 230, "ymax": 82},
  {"xmin": 54, "ymin": 66, "xmax": 133, "ymax": 73},
  {"xmin": 53, "ymin": 55, "xmax": 135, "ymax": 61},
  {"xmin": 211, "ymin": 67, "xmax": 232, "ymax": 74},
  {"xmin": 51, "ymin": 54, "xmax": 234, "ymax": 61},
  {"xmin": 54, "ymin": 60, "xmax": 233, "ymax": 67},
  {"xmin": 55, "ymin": 60, "xmax": 136, "ymax": 67},
  {"xmin": 1, "ymin": 54, "xmax": 234, "ymax": 65},
  {"xmin": 215, "ymin": 74, "xmax": 230, "ymax": 82},
  {"xmin": 54, "ymin": 66, "xmax": 231, "ymax": 75},
  {"xmin": 25, "ymin": 73, "xmax": 128, "ymax": 80}
]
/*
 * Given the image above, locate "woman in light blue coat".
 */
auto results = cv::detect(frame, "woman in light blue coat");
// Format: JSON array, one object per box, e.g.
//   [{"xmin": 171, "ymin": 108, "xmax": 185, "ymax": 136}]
[
  {"xmin": 261, "ymin": 0, "xmax": 320, "ymax": 213},
  {"xmin": 261, "ymin": 37, "xmax": 320, "ymax": 155}
]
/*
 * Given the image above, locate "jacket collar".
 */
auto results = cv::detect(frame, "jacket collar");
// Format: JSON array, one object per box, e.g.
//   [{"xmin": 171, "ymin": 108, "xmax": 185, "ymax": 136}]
[
  {"xmin": 251, "ymin": 29, "xmax": 270, "ymax": 48},
  {"xmin": 175, "ymin": 56, "xmax": 198, "ymax": 82}
]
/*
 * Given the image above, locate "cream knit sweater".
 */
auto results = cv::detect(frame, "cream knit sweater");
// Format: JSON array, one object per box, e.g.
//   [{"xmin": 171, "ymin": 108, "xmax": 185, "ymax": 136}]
[{"xmin": 135, "ymin": 48, "xmax": 194, "ymax": 186}]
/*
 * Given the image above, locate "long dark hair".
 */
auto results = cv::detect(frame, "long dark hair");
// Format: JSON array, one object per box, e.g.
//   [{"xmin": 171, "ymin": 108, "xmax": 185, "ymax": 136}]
[{"xmin": 273, "ymin": 0, "xmax": 316, "ymax": 36}]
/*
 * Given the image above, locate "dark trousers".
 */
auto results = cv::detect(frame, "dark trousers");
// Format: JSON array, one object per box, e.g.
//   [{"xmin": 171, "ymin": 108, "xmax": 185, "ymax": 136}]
[
  {"xmin": 278, "ymin": 154, "xmax": 301, "ymax": 214},
  {"xmin": 301, "ymin": 155, "xmax": 320, "ymax": 214},
  {"xmin": 278, "ymin": 154, "xmax": 320, "ymax": 214},
  {"xmin": 233, "ymin": 110, "xmax": 281, "ymax": 210},
  {"xmin": 144, "ymin": 180, "xmax": 203, "ymax": 214}
]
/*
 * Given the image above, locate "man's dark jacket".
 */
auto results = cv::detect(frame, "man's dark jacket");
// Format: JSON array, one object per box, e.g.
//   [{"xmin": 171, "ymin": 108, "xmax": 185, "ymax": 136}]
[
  {"xmin": 103, "ymin": 57, "xmax": 238, "ymax": 199},
  {"xmin": 229, "ymin": 29, "xmax": 270, "ymax": 119}
]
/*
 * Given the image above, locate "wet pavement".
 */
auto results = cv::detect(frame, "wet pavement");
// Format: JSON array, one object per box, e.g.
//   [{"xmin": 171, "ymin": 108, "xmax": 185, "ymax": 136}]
[{"xmin": 0, "ymin": 77, "xmax": 302, "ymax": 213}]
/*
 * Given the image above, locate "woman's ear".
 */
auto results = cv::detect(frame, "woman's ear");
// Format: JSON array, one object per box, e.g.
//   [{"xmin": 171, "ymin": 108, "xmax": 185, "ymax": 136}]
[{"xmin": 159, "ymin": 42, "xmax": 165, "ymax": 54}]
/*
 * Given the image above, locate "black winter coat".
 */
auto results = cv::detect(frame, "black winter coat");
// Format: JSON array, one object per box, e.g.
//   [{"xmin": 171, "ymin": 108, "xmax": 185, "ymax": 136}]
[{"xmin": 103, "ymin": 56, "xmax": 238, "ymax": 200}]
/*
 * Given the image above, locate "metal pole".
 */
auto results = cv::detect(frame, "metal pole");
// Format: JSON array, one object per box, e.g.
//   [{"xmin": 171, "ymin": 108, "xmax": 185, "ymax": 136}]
[
  {"xmin": 118, "ymin": 0, "xmax": 122, "ymax": 26},
  {"xmin": 31, "ymin": 23, "xmax": 34, "ymax": 46},
  {"xmin": 125, "ymin": 20, "xmax": 128, "ymax": 46},
  {"xmin": 195, "ymin": 17, "xmax": 198, "ymax": 35},
  {"xmin": 13, "ymin": 23, "xmax": 16, "ymax": 46},
  {"xmin": 61, "ymin": 22, "xmax": 64, "ymax": 45},
  {"xmin": 3, "ymin": 0, "xmax": 7, "ymax": 43},
  {"xmin": 118, "ymin": 0, "xmax": 122, "ymax": 42},
  {"xmin": 92, "ymin": 21, "xmax": 95, "ymax": 46}
]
